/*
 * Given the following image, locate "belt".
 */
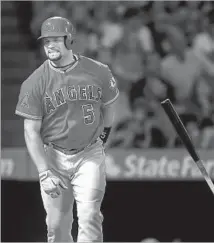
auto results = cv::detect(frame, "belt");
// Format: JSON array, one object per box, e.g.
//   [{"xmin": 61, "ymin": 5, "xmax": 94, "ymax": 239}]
[{"xmin": 46, "ymin": 139, "xmax": 98, "ymax": 155}]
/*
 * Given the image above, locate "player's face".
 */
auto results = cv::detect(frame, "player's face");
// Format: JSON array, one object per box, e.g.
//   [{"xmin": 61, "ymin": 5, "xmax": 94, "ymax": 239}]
[{"xmin": 43, "ymin": 37, "xmax": 68, "ymax": 61}]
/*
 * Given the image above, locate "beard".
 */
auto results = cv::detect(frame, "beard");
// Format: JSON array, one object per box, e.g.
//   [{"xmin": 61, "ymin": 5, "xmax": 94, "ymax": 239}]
[{"xmin": 46, "ymin": 50, "xmax": 62, "ymax": 61}]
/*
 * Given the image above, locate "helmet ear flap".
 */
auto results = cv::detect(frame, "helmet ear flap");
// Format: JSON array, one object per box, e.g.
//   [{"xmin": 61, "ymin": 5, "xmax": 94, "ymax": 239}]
[{"xmin": 65, "ymin": 33, "xmax": 73, "ymax": 50}]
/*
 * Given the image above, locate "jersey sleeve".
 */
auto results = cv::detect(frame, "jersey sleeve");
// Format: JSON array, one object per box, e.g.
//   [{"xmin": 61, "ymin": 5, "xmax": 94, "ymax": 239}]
[
  {"xmin": 100, "ymin": 65, "xmax": 119, "ymax": 106},
  {"xmin": 15, "ymin": 78, "xmax": 43, "ymax": 120}
]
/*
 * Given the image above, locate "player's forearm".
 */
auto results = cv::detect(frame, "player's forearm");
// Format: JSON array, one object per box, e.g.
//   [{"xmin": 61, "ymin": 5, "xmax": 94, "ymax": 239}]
[
  {"xmin": 100, "ymin": 103, "xmax": 116, "ymax": 144},
  {"xmin": 24, "ymin": 129, "xmax": 49, "ymax": 174},
  {"xmin": 102, "ymin": 103, "xmax": 115, "ymax": 127}
]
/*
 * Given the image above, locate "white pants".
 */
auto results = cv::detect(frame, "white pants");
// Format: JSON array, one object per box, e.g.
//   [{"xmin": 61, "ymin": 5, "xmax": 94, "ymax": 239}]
[{"xmin": 41, "ymin": 139, "xmax": 106, "ymax": 242}]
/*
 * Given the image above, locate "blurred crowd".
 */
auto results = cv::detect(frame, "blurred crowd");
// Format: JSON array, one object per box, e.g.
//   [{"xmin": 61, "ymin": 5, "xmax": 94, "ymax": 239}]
[{"xmin": 29, "ymin": 1, "xmax": 214, "ymax": 149}]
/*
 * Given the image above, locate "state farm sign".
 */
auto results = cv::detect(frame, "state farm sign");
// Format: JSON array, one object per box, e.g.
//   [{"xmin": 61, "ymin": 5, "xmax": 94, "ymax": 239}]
[{"xmin": 105, "ymin": 149, "xmax": 214, "ymax": 180}]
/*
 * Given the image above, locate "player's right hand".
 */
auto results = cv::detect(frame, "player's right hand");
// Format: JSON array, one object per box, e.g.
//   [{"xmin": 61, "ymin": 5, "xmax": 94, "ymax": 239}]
[{"xmin": 39, "ymin": 169, "xmax": 68, "ymax": 198}]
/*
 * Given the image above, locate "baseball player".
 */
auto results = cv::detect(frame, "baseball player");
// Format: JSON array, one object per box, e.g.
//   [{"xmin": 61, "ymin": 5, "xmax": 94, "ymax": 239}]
[{"xmin": 15, "ymin": 17, "xmax": 119, "ymax": 242}]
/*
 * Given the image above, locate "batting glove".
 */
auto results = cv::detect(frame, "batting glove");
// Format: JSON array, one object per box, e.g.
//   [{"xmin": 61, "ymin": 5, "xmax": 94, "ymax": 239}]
[{"xmin": 39, "ymin": 170, "xmax": 68, "ymax": 198}]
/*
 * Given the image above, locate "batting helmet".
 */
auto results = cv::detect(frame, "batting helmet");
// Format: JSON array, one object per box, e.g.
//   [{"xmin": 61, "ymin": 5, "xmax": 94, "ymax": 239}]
[{"xmin": 38, "ymin": 16, "xmax": 75, "ymax": 49}]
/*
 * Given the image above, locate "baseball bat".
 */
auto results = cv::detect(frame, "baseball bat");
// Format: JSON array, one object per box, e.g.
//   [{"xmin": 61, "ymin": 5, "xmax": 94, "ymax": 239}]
[{"xmin": 161, "ymin": 98, "xmax": 214, "ymax": 195}]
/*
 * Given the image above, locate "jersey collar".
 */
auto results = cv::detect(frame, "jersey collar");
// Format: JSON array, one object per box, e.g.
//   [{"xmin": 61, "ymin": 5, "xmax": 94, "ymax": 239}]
[{"xmin": 48, "ymin": 54, "xmax": 79, "ymax": 73}]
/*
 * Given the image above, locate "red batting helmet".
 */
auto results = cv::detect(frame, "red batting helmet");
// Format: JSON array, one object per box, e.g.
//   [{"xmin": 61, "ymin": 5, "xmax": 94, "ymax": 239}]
[{"xmin": 38, "ymin": 16, "xmax": 75, "ymax": 49}]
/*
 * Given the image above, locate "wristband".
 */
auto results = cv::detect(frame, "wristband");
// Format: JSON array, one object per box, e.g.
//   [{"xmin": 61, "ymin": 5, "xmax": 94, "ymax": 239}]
[{"xmin": 100, "ymin": 127, "xmax": 112, "ymax": 144}]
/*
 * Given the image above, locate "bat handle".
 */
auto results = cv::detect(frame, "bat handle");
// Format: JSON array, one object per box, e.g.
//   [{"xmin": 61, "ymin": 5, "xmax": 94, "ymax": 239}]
[
  {"xmin": 204, "ymin": 176, "xmax": 214, "ymax": 195},
  {"xmin": 196, "ymin": 160, "xmax": 214, "ymax": 195}
]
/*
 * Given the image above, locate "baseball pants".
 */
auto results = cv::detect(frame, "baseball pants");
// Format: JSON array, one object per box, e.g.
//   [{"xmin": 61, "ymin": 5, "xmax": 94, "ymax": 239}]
[{"xmin": 41, "ymin": 139, "xmax": 106, "ymax": 242}]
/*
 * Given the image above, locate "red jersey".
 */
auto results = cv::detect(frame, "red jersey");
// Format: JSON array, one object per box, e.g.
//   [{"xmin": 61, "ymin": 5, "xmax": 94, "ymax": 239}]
[{"xmin": 15, "ymin": 55, "xmax": 119, "ymax": 150}]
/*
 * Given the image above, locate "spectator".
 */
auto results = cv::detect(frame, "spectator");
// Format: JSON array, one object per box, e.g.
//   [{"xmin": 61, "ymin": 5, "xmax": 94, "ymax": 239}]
[
  {"xmin": 193, "ymin": 9, "xmax": 214, "ymax": 78},
  {"xmin": 161, "ymin": 25, "xmax": 204, "ymax": 112},
  {"xmin": 71, "ymin": 24, "xmax": 99, "ymax": 57},
  {"xmin": 175, "ymin": 114, "xmax": 214, "ymax": 149},
  {"xmin": 137, "ymin": 3, "xmax": 155, "ymax": 54},
  {"xmin": 200, "ymin": 117, "xmax": 214, "ymax": 149},
  {"xmin": 175, "ymin": 114, "xmax": 201, "ymax": 148},
  {"xmin": 111, "ymin": 7, "xmax": 146, "ymax": 92},
  {"xmin": 110, "ymin": 98, "xmax": 167, "ymax": 148},
  {"xmin": 141, "ymin": 2, "xmax": 173, "ymax": 58},
  {"xmin": 129, "ymin": 51, "xmax": 175, "ymax": 109},
  {"xmin": 96, "ymin": 47, "xmax": 113, "ymax": 66},
  {"xmin": 99, "ymin": 5, "xmax": 123, "ymax": 49},
  {"xmin": 109, "ymin": 98, "xmax": 149, "ymax": 148},
  {"xmin": 191, "ymin": 74, "xmax": 214, "ymax": 117}
]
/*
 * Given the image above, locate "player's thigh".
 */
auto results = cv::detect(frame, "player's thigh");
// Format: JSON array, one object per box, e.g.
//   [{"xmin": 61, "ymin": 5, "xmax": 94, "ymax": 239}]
[
  {"xmin": 72, "ymin": 144, "xmax": 106, "ymax": 191},
  {"xmin": 40, "ymin": 177, "xmax": 74, "ymax": 225}
]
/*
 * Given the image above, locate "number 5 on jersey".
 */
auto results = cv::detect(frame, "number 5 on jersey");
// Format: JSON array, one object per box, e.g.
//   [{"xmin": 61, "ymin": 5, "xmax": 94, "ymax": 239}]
[{"xmin": 82, "ymin": 104, "xmax": 95, "ymax": 125}]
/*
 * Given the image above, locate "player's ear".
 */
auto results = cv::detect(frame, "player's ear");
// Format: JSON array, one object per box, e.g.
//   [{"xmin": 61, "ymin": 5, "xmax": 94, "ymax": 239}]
[{"xmin": 64, "ymin": 36, "xmax": 73, "ymax": 49}]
